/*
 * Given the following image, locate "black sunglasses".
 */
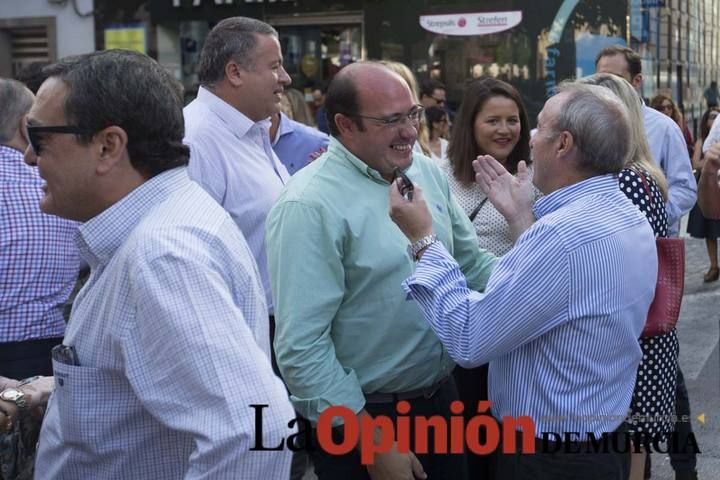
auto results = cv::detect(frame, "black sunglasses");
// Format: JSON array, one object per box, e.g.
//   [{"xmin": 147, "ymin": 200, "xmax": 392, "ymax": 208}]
[{"xmin": 26, "ymin": 125, "xmax": 92, "ymax": 156}]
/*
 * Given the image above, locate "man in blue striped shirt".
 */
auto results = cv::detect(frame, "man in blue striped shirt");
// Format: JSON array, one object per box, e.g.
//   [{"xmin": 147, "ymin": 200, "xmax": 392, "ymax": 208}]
[{"xmin": 389, "ymin": 83, "xmax": 657, "ymax": 479}]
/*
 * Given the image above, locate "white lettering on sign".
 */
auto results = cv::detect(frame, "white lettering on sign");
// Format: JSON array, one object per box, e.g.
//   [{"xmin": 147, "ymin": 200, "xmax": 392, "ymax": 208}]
[{"xmin": 419, "ymin": 11, "xmax": 522, "ymax": 36}]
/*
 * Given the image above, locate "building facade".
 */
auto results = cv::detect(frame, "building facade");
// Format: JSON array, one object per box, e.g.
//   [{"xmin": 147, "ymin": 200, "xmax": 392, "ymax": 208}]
[
  {"xmin": 0, "ymin": 0, "xmax": 95, "ymax": 78},
  {"xmin": 87, "ymin": 0, "xmax": 720, "ymax": 130}
]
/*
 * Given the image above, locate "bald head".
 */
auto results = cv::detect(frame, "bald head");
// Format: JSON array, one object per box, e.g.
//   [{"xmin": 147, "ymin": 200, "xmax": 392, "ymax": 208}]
[
  {"xmin": 325, "ymin": 62, "xmax": 412, "ymax": 137},
  {"xmin": 0, "ymin": 78, "xmax": 34, "ymax": 146}
]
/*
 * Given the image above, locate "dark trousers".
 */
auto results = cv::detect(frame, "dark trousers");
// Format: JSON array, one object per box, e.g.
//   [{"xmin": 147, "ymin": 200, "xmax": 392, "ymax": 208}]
[
  {"xmin": 669, "ymin": 366, "xmax": 697, "ymax": 472},
  {"xmin": 495, "ymin": 427, "xmax": 630, "ymax": 480},
  {"xmin": 309, "ymin": 378, "xmax": 468, "ymax": 480},
  {"xmin": 269, "ymin": 315, "xmax": 310, "ymax": 480},
  {"xmin": 0, "ymin": 337, "xmax": 62, "ymax": 379},
  {"xmin": 454, "ymin": 363, "xmax": 496, "ymax": 479}
]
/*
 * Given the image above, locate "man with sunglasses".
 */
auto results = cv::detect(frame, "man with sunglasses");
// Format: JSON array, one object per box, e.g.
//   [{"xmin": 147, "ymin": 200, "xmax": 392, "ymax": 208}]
[
  {"xmin": 0, "ymin": 78, "xmax": 79, "ymax": 381},
  {"xmin": 22, "ymin": 50, "xmax": 294, "ymax": 479},
  {"xmin": 267, "ymin": 62, "xmax": 497, "ymax": 480}
]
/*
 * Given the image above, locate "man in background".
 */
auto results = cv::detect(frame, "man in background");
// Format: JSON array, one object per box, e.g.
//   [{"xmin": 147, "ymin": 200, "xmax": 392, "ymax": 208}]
[{"xmin": 0, "ymin": 78, "xmax": 79, "ymax": 379}]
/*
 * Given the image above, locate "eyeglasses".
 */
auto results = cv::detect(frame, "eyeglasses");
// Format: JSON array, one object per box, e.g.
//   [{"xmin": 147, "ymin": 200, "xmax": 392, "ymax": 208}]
[
  {"xmin": 431, "ymin": 96, "xmax": 446, "ymax": 105},
  {"xmin": 660, "ymin": 103, "xmax": 673, "ymax": 111},
  {"xmin": 26, "ymin": 125, "xmax": 92, "ymax": 156},
  {"xmin": 352, "ymin": 105, "xmax": 425, "ymax": 128}
]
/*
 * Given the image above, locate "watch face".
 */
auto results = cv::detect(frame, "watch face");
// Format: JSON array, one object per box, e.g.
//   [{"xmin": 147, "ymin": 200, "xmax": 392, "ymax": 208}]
[{"xmin": 1, "ymin": 389, "xmax": 22, "ymax": 401}]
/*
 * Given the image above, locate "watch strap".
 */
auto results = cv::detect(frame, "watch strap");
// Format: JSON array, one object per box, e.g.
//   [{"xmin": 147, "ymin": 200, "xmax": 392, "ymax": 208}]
[{"xmin": 408, "ymin": 234, "xmax": 438, "ymax": 261}]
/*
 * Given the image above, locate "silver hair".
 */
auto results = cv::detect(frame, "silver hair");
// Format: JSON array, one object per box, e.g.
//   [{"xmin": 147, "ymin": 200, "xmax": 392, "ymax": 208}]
[
  {"xmin": 198, "ymin": 16, "xmax": 278, "ymax": 87},
  {"xmin": 576, "ymin": 73, "xmax": 668, "ymax": 198},
  {"xmin": 0, "ymin": 78, "xmax": 34, "ymax": 143},
  {"xmin": 553, "ymin": 81, "xmax": 631, "ymax": 175}
]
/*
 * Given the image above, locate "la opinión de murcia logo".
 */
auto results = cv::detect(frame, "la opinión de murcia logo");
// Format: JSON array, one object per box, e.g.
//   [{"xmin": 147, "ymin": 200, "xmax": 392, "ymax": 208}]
[{"xmin": 249, "ymin": 401, "xmax": 701, "ymax": 464}]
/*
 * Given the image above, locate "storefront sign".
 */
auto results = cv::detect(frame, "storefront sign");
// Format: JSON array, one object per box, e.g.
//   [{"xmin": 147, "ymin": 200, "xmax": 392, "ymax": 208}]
[
  {"xmin": 419, "ymin": 11, "xmax": 522, "ymax": 36},
  {"xmin": 104, "ymin": 25, "xmax": 146, "ymax": 54},
  {"xmin": 172, "ymin": 0, "xmax": 291, "ymax": 6}
]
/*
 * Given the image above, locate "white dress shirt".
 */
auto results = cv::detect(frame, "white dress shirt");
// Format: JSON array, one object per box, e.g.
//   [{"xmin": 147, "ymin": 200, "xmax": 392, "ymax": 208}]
[
  {"xmin": 643, "ymin": 104, "xmax": 696, "ymax": 235},
  {"xmin": 184, "ymin": 87, "xmax": 290, "ymax": 313}
]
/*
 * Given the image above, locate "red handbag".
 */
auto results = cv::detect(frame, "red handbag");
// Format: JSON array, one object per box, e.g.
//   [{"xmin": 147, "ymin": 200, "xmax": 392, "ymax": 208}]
[{"xmin": 630, "ymin": 167, "xmax": 685, "ymax": 337}]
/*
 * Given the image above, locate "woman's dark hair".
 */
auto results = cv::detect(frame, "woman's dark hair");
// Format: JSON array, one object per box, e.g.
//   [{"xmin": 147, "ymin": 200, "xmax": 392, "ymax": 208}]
[
  {"xmin": 447, "ymin": 77, "xmax": 530, "ymax": 185},
  {"xmin": 424, "ymin": 106, "xmax": 447, "ymax": 139},
  {"xmin": 700, "ymin": 107, "xmax": 719, "ymax": 140}
]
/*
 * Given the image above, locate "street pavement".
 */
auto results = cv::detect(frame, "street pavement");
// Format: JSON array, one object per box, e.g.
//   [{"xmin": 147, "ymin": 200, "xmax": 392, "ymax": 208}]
[
  {"xmin": 650, "ymin": 234, "xmax": 720, "ymax": 480},
  {"xmin": 303, "ymin": 234, "xmax": 720, "ymax": 480}
]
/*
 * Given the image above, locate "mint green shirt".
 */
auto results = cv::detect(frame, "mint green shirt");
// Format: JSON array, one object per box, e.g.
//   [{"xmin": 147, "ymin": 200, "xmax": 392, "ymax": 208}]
[{"xmin": 266, "ymin": 138, "xmax": 497, "ymax": 423}]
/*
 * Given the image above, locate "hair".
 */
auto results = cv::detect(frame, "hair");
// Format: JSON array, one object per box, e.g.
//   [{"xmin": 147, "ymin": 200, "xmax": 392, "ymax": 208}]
[
  {"xmin": 15, "ymin": 61, "xmax": 50, "ymax": 94},
  {"xmin": 0, "ymin": 78, "xmax": 34, "ymax": 143},
  {"xmin": 649, "ymin": 93, "xmax": 682, "ymax": 123},
  {"xmin": 378, "ymin": 60, "xmax": 431, "ymax": 156},
  {"xmin": 283, "ymin": 88, "xmax": 315, "ymax": 126},
  {"xmin": 325, "ymin": 64, "xmax": 363, "ymax": 137},
  {"xmin": 578, "ymin": 73, "xmax": 668, "ymax": 199},
  {"xmin": 424, "ymin": 106, "xmax": 448, "ymax": 139},
  {"xmin": 198, "ymin": 16, "xmax": 277, "ymax": 87},
  {"xmin": 551, "ymin": 82, "xmax": 630, "ymax": 176},
  {"xmin": 42, "ymin": 50, "xmax": 189, "ymax": 178},
  {"xmin": 447, "ymin": 77, "xmax": 530, "ymax": 185},
  {"xmin": 595, "ymin": 45, "xmax": 642, "ymax": 79},
  {"xmin": 700, "ymin": 107, "xmax": 720, "ymax": 141},
  {"xmin": 419, "ymin": 78, "xmax": 446, "ymax": 99}
]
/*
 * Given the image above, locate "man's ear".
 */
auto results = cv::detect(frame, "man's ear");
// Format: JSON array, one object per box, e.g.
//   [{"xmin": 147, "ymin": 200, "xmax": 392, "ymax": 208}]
[
  {"xmin": 334, "ymin": 113, "xmax": 357, "ymax": 137},
  {"xmin": 631, "ymin": 73, "xmax": 643, "ymax": 90},
  {"xmin": 94, "ymin": 126, "xmax": 128, "ymax": 175},
  {"xmin": 224, "ymin": 60, "xmax": 245, "ymax": 88},
  {"xmin": 557, "ymin": 130, "xmax": 574, "ymax": 157},
  {"xmin": 18, "ymin": 116, "xmax": 29, "ymax": 143}
]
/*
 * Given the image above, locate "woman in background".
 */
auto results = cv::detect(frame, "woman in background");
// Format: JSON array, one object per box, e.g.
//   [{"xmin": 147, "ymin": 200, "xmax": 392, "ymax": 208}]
[
  {"xmin": 424, "ymin": 106, "xmax": 449, "ymax": 163},
  {"xmin": 443, "ymin": 76, "xmax": 538, "ymax": 480},
  {"xmin": 651, "ymin": 93, "xmax": 694, "ymax": 156},
  {"xmin": 280, "ymin": 88, "xmax": 316, "ymax": 127},
  {"xmin": 687, "ymin": 107, "xmax": 720, "ymax": 282}
]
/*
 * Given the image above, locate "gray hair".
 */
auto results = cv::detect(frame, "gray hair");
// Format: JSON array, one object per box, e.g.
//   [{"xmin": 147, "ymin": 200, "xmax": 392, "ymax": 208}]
[
  {"xmin": 553, "ymin": 81, "xmax": 631, "ymax": 175},
  {"xmin": 0, "ymin": 78, "xmax": 34, "ymax": 143},
  {"xmin": 577, "ymin": 73, "xmax": 668, "ymax": 198},
  {"xmin": 198, "ymin": 16, "xmax": 277, "ymax": 87}
]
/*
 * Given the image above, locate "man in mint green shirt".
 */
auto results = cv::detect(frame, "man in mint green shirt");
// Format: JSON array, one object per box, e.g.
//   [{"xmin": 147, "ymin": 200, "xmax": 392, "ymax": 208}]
[{"xmin": 266, "ymin": 62, "xmax": 496, "ymax": 480}]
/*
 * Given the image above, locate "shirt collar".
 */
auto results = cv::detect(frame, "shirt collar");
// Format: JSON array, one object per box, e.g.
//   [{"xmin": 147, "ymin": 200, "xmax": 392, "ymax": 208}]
[
  {"xmin": 0, "ymin": 144, "xmax": 24, "ymax": 156},
  {"xmin": 273, "ymin": 113, "xmax": 295, "ymax": 145},
  {"xmin": 76, "ymin": 167, "xmax": 189, "ymax": 269},
  {"xmin": 533, "ymin": 174, "xmax": 618, "ymax": 219},
  {"xmin": 327, "ymin": 137, "xmax": 409, "ymax": 184},
  {"xmin": 196, "ymin": 86, "xmax": 271, "ymax": 137}
]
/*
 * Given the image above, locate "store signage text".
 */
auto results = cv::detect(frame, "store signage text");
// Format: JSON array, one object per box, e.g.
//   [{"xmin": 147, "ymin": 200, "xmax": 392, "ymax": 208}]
[
  {"xmin": 173, "ymin": 0, "xmax": 291, "ymax": 7},
  {"xmin": 419, "ymin": 11, "xmax": 522, "ymax": 36}
]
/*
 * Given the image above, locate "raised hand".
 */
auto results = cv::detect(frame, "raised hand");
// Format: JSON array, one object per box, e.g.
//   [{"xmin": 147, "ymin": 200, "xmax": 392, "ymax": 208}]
[{"xmin": 473, "ymin": 155, "xmax": 536, "ymax": 240}]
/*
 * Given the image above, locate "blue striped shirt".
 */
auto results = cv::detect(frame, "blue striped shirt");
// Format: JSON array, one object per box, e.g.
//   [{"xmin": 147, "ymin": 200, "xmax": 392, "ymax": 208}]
[{"xmin": 403, "ymin": 175, "xmax": 657, "ymax": 437}]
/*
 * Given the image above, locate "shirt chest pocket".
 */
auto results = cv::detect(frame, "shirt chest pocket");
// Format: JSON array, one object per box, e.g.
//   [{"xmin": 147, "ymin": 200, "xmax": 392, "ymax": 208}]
[{"xmin": 52, "ymin": 360, "xmax": 136, "ymax": 446}]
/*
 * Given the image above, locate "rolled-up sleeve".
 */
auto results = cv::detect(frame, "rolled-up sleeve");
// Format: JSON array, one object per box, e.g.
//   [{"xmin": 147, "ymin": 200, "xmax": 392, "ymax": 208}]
[{"xmin": 266, "ymin": 200, "xmax": 366, "ymax": 424}]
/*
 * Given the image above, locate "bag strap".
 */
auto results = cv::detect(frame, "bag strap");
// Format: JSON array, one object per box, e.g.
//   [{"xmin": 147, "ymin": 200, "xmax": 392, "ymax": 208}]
[{"xmin": 468, "ymin": 198, "xmax": 489, "ymax": 222}]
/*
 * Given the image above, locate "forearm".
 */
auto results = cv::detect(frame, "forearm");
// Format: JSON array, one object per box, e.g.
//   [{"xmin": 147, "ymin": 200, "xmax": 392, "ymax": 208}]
[{"xmin": 507, "ymin": 210, "xmax": 536, "ymax": 242}]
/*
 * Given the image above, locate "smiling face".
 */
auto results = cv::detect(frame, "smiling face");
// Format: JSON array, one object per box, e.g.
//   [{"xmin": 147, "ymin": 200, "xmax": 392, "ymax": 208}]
[
  {"xmin": 238, "ymin": 34, "xmax": 291, "ymax": 121},
  {"xmin": 23, "ymin": 77, "xmax": 98, "ymax": 221},
  {"xmin": 472, "ymin": 95, "xmax": 521, "ymax": 164},
  {"xmin": 343, "ymin": 69, "xmax": 418, "ymax": 179}
]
